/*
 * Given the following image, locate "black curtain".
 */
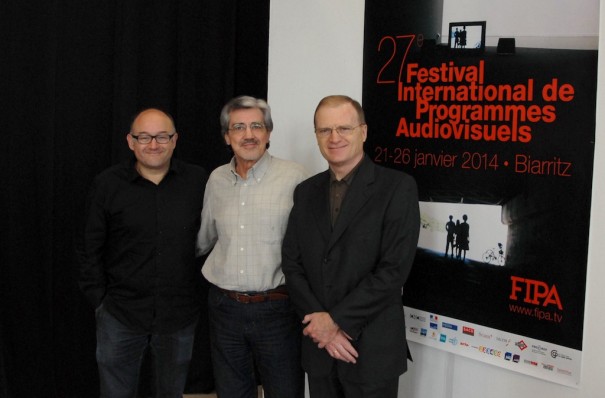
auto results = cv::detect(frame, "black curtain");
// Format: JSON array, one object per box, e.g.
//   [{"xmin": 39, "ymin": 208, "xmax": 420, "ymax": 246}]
[{"xmin": 0, "ymin": 1, "xmax": 269, "ymax": 396}]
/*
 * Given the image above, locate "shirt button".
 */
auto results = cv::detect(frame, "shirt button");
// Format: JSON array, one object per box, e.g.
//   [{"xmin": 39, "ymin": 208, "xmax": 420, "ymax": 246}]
[
  {"xmin": 240, "ymin": 247, "xmax": 244, "ymax": 251},
  {"xmin": 240, "ymin": 225, "xmax": 245, "ymax": 229}
]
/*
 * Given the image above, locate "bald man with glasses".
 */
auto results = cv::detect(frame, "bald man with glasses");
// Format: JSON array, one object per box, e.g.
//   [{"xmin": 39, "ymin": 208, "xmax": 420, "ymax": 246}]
[{"xmin": 79, "ymin": 108, "xmax": 208, "ymax": 398}]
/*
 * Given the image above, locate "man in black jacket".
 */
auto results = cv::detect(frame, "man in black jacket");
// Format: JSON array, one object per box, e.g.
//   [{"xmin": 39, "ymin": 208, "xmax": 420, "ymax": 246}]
[{"xmin": 282, "ymin": 95, "xmax": 420, "ymax": 398}]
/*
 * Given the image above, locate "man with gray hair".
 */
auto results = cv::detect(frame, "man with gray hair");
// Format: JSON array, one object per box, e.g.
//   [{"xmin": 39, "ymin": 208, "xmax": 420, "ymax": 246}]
[{"xmin": 197, "ymin": 96, "xmax": 307, "ymax": 397}]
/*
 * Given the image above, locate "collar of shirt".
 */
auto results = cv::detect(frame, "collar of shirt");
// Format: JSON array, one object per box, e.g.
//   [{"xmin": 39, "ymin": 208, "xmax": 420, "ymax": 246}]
[
  {"xmin": 329, "ymin": 157, "xmax": 364, "ymax": 227},
  {"xmin": 229, "ymin": 151, "xmax": 272, "ymax": 185},
  {"xmin": 329, "ymin": 155, "xmax": 364, "ymax": 184},
  {"xmin": 126, "ymin": 157, "xmax": 181, "ymax": 182}
]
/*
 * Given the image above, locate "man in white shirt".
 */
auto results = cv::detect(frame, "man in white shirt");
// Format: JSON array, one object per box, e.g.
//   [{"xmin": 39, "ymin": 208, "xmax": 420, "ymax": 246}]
[{"xmin": 197, "ymin": 96, "xmax": 308, "ymax": 398}]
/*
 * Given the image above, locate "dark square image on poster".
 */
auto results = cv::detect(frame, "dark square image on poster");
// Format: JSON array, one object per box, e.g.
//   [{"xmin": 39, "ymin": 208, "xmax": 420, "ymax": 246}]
[{"xmin": 448, "ymin": 21, "xmax": 486, "ymax": 54}]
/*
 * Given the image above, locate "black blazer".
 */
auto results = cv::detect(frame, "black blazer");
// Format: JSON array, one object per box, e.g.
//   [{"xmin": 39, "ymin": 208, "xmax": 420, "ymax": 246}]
[{"xmin": 282, "ymin": 157, "xmax": 420, "ymax": 383}]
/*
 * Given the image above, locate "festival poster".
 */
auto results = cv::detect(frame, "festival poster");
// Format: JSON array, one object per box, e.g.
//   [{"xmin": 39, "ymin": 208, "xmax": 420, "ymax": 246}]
[{"xmin": 362, "ymin": 1, "xmax": 597, "ymax": 387}]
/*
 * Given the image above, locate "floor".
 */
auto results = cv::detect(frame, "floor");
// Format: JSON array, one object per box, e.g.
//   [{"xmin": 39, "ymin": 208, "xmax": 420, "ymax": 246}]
[{"xmin": 184, "ymin": 387, "xmax": 263, "ymax": 398}]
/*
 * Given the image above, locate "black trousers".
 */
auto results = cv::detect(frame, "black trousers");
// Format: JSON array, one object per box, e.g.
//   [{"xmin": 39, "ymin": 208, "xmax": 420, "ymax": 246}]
[{"xmin": 308, "ymin": 367, "xmax": 399, "ymax": 398}]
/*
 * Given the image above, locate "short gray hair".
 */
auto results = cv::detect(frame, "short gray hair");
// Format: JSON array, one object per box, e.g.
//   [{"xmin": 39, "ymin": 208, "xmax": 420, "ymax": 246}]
[{"xmin": 220, "ymin": 96, "xmax": 274, "ymax": 136}]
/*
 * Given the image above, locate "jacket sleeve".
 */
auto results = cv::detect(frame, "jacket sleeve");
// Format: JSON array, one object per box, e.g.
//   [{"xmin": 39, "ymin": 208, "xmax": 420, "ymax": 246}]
[{"xmin": 282, "ymin": 184, "xmax": 327, "ymax": 319}]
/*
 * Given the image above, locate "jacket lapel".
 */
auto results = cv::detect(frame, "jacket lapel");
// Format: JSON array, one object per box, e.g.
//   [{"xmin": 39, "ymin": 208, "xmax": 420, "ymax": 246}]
[{"xmin": 309, "ymin": 171, "xmax": 332, "ymax": 243}]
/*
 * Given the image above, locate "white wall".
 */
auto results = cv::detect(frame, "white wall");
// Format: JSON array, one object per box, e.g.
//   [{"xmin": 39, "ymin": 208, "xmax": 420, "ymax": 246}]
[
  {"xmin": 268, "ymin": 1, "xmax": 605, "ymax": 397},
  {"xmin": 267, "ymin": 1, "xmax": 365, "ymax": 175},
  {"xmin": 442, "ymin": 0, "xmax": 599, "ymax": 48}
]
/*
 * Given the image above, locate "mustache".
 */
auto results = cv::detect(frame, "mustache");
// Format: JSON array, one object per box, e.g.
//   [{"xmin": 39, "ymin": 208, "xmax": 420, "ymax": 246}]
[
  {"xmin": 240, "ymin": 138, "xmax": 260, "ymax": 145},
  {"xmin": 226, "ymin": 140, "xmax": 271, "ymax": 152}
]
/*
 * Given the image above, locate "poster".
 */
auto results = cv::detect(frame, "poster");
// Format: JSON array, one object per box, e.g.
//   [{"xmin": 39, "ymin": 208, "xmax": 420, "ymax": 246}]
[{"xmin": 362, "ymin": 1, "xmax": 597, "ymax": 387}]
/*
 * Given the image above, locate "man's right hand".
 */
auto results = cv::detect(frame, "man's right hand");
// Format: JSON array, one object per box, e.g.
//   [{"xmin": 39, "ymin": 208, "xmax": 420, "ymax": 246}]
[{"xmin": 324, "ymin": 329, "xmax": 358, "ymax": 364}]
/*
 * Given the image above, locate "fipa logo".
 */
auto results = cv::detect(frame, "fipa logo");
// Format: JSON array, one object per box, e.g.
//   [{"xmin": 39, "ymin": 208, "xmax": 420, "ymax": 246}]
[{"xmin": 510, "ymin": 276, "xmax": 563, "ymax": 310}]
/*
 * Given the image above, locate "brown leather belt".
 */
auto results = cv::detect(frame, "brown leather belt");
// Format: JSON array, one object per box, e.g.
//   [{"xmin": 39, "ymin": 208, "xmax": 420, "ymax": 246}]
[{"xmin": 218, "ymin": 286, "xmax": 289, "ymax": 304}]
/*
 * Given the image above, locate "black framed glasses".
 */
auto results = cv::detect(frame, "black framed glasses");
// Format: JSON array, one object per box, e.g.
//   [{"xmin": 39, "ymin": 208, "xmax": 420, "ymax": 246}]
[
  {"xmin": 228, "ymin": 122, "xmax": 266, "ymax": 134},
  {"xmin": 314, "ymin": 124, "xmax": 364, "ymax": 138},
  {"xmin": 130, "ymin": 133, "xmax": 175, "ymax": 144}
]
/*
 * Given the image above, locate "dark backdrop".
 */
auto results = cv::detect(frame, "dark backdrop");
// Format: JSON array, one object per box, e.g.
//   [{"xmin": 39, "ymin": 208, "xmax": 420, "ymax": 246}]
[{"xmin": 0, "ymin": 1, "xmax": 269, "ymax": 396}]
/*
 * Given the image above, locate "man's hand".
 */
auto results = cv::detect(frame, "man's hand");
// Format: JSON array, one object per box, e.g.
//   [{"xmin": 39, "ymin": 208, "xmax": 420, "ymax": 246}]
[
  {"xmin": 302, "ymin": 312, "xmax": 338, "ymax": 348},
  {"xmin": 325, "ymin": 330, "xmax": 358, "ymax": 364},
  {"xmin": 302, "ymin": 312, "xmax": 359, "ymax": 364}
]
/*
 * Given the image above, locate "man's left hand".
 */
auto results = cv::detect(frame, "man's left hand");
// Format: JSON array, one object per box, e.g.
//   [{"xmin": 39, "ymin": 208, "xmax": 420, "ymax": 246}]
[{"xmin": 302, "ymin": 312, "xmax": 338, "ymax": 348}]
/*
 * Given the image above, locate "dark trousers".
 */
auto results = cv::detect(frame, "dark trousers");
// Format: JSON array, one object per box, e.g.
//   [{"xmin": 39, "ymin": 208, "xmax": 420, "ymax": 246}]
[
  {"xmin": 308, "ymin": 367, "xmax": 399, "ymax": 398},
  {"xmin": 95, "ymin": 304, "xmax": 197, "ymax": 398},
  {"xmin": 208, "ymin": 285, "xmax": 304, "ymax": 398}
]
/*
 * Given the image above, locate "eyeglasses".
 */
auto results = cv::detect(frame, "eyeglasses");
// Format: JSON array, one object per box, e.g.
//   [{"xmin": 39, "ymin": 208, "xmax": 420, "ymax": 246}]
[
  {"xmin": 228, "ymin": 122, "xmax": 266, "ymax": 134},
  {"xmin": 314, "ymin": 124, "xmax": 364, "ymax": 138},
  {"xmin": 130, "ymin": 133, "xmax": 175, "ymax": 144}
]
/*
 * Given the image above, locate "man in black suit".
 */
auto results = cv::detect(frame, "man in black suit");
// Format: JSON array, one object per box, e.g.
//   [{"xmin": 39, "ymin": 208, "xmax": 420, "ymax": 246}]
[{"xmin": 282, "ymin": 95, "xmax": 420, "ymax": 398}]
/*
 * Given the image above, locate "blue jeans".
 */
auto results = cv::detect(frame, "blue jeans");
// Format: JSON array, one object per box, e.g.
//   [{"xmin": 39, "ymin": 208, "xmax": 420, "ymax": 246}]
[
  {"xmin": 208, "ymin": 286, "xmax": 304, "ymax": 398},
  {"xmin": 95, "ymin": 304, "xmax": 197, "ymax": 398}
]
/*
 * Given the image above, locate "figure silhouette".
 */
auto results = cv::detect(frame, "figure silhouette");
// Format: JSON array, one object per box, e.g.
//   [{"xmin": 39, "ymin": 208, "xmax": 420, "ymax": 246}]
[
  {"xmin": 445, "ymin": 215, "xmax": 456, "ymax": 258},
  {"xmin": 457, "ymin": 214, "xmax": 470, "ymax": 261},
  {"xmin": 459, "ymin": 27, "xmax": 467, "ymax": 48},
  {"xmin": 453, "ymin": 28, "xmax": 460, "ymax": 48},
  {"xmin": 454, "ymin": 219, "xmax": 460, "ymax": 259}
]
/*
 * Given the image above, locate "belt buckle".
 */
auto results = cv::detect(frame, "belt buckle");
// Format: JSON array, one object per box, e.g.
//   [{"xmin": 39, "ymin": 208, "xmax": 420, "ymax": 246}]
[{"xmin": 234, "ymin": 292, "xmax": 251, "ymax": 303}]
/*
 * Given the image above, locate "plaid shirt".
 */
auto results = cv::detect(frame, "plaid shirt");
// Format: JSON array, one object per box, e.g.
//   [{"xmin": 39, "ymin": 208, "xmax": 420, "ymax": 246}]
[{"xmin": 197, "ymin": 152, "xmax": 308, "ymax": 292}]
